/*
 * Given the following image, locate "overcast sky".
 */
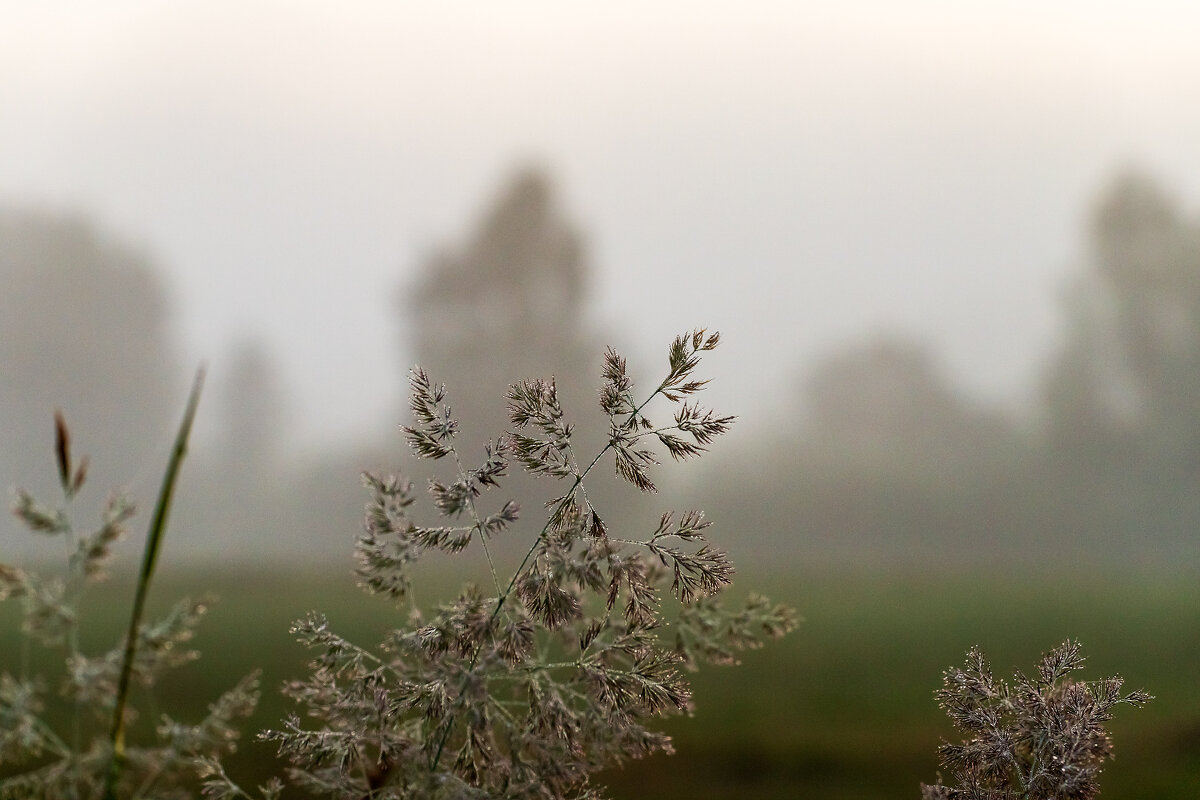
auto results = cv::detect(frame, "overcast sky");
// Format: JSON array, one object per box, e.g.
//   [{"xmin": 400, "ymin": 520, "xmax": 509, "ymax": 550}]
[{"xmin": 4, "ymin": 2, "xmax": 1200, "ymax": 448}]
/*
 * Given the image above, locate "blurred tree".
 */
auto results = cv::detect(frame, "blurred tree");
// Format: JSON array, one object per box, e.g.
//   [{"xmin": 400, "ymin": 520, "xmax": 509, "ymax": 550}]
[
  {"xmin": 1039, "ymin": 170, "xmax": 1200, "ymax": 559},
  {"xmin": 172, "ymin": 335, "xmax": 296, "ymax": 558},
  {"xmin": 795, "ymin": 336, "xmax": 1030, "ymax": 563},
  {"xmin": 801, "ymin": 335, "xmax": 1016, "ymax": 480},
  {"xmin": 685, "ymin": 333, "xmax": 1036, "ymax": 568},
  {"xmin": 0, "ymin": 210, "xmax": 183, "ymax": 503},
  {"xmin": 1044, "ymin": 171, "xmax": 1200, "ymax": 476},
  {"xmin": 214, "ymin": 336, "xmax": 287, "ymax": 478},
  {"xmin": 402, "ymin": 167, "xmax": 601, "ymax": 442}
]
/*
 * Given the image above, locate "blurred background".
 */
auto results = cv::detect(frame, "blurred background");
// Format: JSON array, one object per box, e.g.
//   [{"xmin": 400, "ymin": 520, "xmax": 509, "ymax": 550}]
[{"xmin": 2, "ymin": 3, "xmax": 1199, "ymax": 797}]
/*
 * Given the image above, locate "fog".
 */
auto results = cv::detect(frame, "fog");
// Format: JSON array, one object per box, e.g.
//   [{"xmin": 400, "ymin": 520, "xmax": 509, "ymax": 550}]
[{"xmin": 4, "ymin": 3, "xmax": 1200, "ymax": 568}]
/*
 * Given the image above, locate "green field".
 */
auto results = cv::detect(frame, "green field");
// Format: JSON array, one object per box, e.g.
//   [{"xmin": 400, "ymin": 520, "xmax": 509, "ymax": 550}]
[{"xmin": 3, "ymin": 566, "xmax": 1198, "ymax": 798}]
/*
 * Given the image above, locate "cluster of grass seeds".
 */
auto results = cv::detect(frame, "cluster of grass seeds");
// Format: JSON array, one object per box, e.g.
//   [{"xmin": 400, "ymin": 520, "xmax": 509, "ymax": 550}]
[
  {"xmin": 202, "ymin": 330, "xmax": 796, "ymax": 800},
  {"xmin": 922, "ymin": 640, "xmax": 1151, "ymax": 800}
]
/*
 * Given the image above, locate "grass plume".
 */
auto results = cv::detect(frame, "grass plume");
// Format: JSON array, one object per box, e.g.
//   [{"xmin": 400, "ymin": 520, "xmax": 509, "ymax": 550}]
[
  {"xmin": 222, "ymin": 329, "xmax": 797, "ymax": 800},
  {"xmin": 921, "ymin": 640, "xmax": 1152, "ymax": 800}
]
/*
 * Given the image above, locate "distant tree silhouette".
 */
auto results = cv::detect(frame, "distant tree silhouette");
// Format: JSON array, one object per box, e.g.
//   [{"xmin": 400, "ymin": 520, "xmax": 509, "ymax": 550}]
[
  {"xmin": 801, "ymin": 336, "xmax": 1015, "ymax": 480},
  {"xmin": 402, "ymin": 168, "xmax": 601, "ymax": 443},
  {"xmin": 1033, "ymin": 170, "xmax": 1200, "ymax": 558},
  {"xmin": 0, "ymin": 210, "xmax": 183, "ymax": 502},
  {"xmin": 174, "ymin": 335, "xmax": 307, "ymax": 560},
  {"xmin": 214, "ymin": 336, "xmax": 286, "ymax": 477},
  {"xmin": 1044, "ymin": 171, "xmax": 1200, "ymax": 477},
  {"xmin": 683, "ymin": 332, "xmax": 1037, "ymax": 567}
]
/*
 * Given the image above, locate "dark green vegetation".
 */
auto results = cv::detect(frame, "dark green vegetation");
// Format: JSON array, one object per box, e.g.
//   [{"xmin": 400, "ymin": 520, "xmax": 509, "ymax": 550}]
[{"xmin": 5, "ymin": 566, "xmax": 1193, "ymax": 798}]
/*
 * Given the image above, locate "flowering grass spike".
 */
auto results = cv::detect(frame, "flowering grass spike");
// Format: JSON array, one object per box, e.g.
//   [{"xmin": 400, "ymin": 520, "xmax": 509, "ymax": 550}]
[{"xmin": 232, "ymin": 330, "xmax": 797, "ymax": 800}]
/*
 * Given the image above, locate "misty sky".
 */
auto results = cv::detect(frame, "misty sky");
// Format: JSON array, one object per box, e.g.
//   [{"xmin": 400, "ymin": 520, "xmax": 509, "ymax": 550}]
[{"xmin": 4, "ymin": 2, "xmax": 1200, "ymax": 448}]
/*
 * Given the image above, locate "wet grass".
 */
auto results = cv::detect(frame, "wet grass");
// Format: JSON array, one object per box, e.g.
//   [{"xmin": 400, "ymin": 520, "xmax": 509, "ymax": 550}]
[{"xmin": 3, "ymin": 565, "xmax": 1197, "ymax": 798}]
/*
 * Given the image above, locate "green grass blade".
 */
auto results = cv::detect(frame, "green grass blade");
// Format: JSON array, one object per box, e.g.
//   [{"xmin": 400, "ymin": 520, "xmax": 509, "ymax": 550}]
[{"xmin": 103, "ymin": 366, "xmax": 206, "ymax": 800}]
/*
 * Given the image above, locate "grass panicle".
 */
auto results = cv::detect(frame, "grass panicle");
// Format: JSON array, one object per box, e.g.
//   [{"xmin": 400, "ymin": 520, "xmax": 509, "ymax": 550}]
[
  {"xmin": 921, "ymin": 640, "xmax": 1152, "ymax": 800},
  {"xmin": 241, "ymin": 330, "xmax": 798, "ymax": 800}
]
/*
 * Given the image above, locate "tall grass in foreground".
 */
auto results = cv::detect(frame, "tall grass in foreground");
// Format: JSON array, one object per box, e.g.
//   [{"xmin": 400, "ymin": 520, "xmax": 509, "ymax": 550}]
[
  {"xmin": 2, "ymin": 330, "xmax": 1153, "ymax": 799},
  {"xmin": 1, "ymin": 370, "xmax": 261, "ymax": 799},
  {"xmin": 202, "ymin": 329, "xmax": 796, "ymax": 799},
  {"xmin": 922, "ymin": 640, "xmax": 1151, "ymax": 799}
]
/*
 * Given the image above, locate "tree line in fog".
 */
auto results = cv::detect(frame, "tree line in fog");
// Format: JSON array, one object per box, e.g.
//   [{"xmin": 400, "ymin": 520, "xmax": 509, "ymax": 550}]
[{"xmin": 3, "ymin": 168, "xmax": 1198, "ymax": 568}]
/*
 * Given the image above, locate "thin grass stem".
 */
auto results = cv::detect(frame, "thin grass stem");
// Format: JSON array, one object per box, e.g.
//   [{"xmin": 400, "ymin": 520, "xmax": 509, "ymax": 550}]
[{"xmin": 101, "ymin": 366, "xmax": 205, "ymax": 800}]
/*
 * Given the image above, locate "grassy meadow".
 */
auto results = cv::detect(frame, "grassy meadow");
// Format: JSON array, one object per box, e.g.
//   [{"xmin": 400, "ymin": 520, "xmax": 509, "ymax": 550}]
[{"xmin": 4, "ymin": 564, "xmax": 1196, "ymax": 798}]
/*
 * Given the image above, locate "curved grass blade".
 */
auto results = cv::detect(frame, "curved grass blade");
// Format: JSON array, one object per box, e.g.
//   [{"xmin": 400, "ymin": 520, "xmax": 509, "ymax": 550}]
[{"xmin": 103, "ymin": 366, "xmax": 206, "ymax": 799}]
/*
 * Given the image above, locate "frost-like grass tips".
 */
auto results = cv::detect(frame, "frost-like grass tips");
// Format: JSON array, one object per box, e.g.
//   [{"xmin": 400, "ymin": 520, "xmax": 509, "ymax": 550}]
[
  {"xmin": 921, "ymin": 640, "xmax": 1151, "ymax": 800},
  {"xmin": 242, "ymin": 329, "xmax": 797, "ymax": 800}
]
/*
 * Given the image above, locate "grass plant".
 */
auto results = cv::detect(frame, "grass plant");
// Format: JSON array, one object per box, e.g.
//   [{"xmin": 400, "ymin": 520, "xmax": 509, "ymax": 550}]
[
  {"xmin": 1, "ymin": 370, "xmax": 261, "ymax": 800},
  {"xmin": 201, "ymin": 329, "xmax": 796, "ymax": 799},
  {"xmin": 1, "ymin": 330, "xmax": 1158, "ymax": 799},
  {"xmin": 921, "ymin": 640, "xmax": 1151, "ymax": 800},
  {"xmin": 103, "ymin": 368, "xmax": 210, "ymax": 799}
]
